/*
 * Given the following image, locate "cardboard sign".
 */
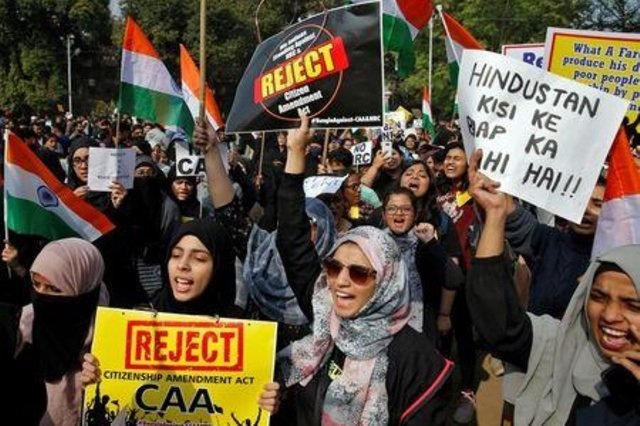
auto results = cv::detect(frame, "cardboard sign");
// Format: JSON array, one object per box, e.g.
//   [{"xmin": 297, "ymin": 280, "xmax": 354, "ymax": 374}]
[
  {"xmin": 87, "ymin": 147, "xmax": 135, "ymax": 191},
  {"xmin": 544, "ymin": 27, "xmax": 640, "ymax": 122},
  {"xmin": 385, "ymin": 111, "xmax": 407, "ymax": 129},
  {"xmin": 82, "ymin": 307, "xmax": 277, "ymax": 426},
  {"xmin": 502, "ymin": 43, "xmax": 545, "ymax": 68},
  {"xmin": 458, "ymin": 50, "xmax": 629, "ymax": 223},
  {"xmin": 350, "ymin": 141, "xmax": 373, "ymax": 166},
  {"xmin": 175, "ymin": 140, "xmax": 206, "ymax": 177},
  {"xmin": 174, "ymin": 140, "xmax": 230, "ymax": 176},
  {"xmin": 226, "ymin": 1, "xmax": 384, "ymax": 132},
  {"xmin": 304, "ymin": 175, "xmax": 348, "ymax": 198}
]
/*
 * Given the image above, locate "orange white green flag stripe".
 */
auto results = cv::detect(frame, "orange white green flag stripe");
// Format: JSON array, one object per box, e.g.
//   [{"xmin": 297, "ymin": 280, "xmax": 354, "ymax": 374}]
[
  {"xmin": 4, "ymin": 131, "xmax": 115, "ymax": 242},
  {"xmin": 439, "ymin": 10, "xmax": 483, "ymax": 86},
  {"xmin": 352, "ymin": 0, "xmax": 433, "ymax": 76},
  {"xmin": 422, "ymin": 87, "xmax": 435, "ymax": 136},
  {"xmin": 179, "ymin": 44, "xmax": 225, "ymax": 131},
  {"xmin": 592, "ymin": 127, "xmax": 640, "ymax": 259},
  {"xmin": 119, "ymin": 17, "xmax": 193, "ymax": 135}
]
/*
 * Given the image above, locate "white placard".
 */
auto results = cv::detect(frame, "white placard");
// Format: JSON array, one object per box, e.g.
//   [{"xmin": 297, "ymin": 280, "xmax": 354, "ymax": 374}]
[
  {"xmin": 174, "ymin": 140, "xmax": 228, "ymax": 176},
  {"xmin": 458, "ymin": 50, "xmax": 629, "ymax": 223},
  {"xmin": 303, "ymin": 175, "xmax": 348, "ymax": 198},
  {"xmin": 87, "ymin": 147, "xmax": 135, "ymax": 192},
  {"xmin": 350, "ymin": 141, "xmax": 373, "ymax": 166},
  {"xmin": 501, "ymin": 43, "xmax": 545, "ymax": 68}
]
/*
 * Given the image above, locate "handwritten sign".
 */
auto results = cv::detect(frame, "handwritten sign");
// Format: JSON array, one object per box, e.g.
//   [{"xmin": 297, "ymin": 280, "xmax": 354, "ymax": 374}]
[
  {"xmin": 544, "ymin": 27, "xmax": 640, "ymax": 123},
  {"xmin": 82, "ymin": 307, "xmax": 277, "ymax": 426},
  {"xmin": 87, "ymin": 147, "xmax": 135, "ymax": 191},
  {"xmin": 350, "ymin": 141, "xmax": 373, "ymax": 166},
  {"xmin": 303, "ymin": 175, "xmax": 348, "ymax": 198},
  {"xmin": 458, "ymin": 50, "xmax": 628, "ymax": 223}
]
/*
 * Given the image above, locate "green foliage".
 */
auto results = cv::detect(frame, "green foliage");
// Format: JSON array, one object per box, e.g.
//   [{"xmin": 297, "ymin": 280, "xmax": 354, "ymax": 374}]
[
  {"xmin": 0, "ymin": 0, "xmax": 115, "ymax": 115},
  {"xmin": 2, "ymin": 0, "xmax": 634, "ymax": 120},
  {"xmin": 579, "ymin": 0, "xmax": 640, "ymax": 32},
  {"xmin": 392, "ymin": 0, "xmax": 589, "ymax": 121},
  {"xmin": 118, "ymin": 0, "xmax": 330, "ymax": 115}
]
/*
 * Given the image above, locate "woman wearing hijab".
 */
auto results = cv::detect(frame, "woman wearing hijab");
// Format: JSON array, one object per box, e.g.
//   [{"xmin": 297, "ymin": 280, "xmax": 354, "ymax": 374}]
[
  {"xmin": 243, "ymin": 196, "xmax": 336, "ymax": 349},
  {"xmin": 66, "ymin": 137, "xmax": 148, "ymax": 308},
  {"xmin": 81, "ymin": 218, "xmax": 277, "ymax": 414},
  {"xmin": 278, "ymin": 225, "xmax": 453, "ymax": 425},
  {"xmin": 270, "ymin": 118, "xmax": 453, "ymax": 425},
  {"xmin": 151, "ymin": 218, "xmax": 240, "ymax": 318},
  {"xmin": 467, "ymin": 149, "xmax": 640, "ymax": 425},
  {"xmin": 18, "ymin": 238, "xmax": 109, "ymax": 426},
  {"xmin": 66, "ymin": 137, "xmax": 128, "ymax": 215},
  {"xmin": 166, "ymin": 166, "xmax": 212, "ymax": 221}
]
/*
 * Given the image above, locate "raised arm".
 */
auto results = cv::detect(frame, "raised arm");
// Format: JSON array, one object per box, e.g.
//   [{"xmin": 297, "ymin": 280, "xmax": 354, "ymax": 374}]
[
  {"xmin": 466, "ymin": 149, "xmax": 533, "ymax": 370},
  {"xmin": 194, "ymin": 120, "xmax": 235, "ymax": 208},
  {"xmin": 194, "ymin": 120, "xmax": 252, "ymax": 260},
  {"xmin": 276, "ymin": 117, "xmax": 322, "ymax": 320}
]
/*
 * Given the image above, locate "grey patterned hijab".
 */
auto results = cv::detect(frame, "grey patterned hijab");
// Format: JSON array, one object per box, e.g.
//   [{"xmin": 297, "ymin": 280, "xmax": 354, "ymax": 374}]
[
  {"xmin": 278, "ymin": 226, "xmax": 410, "ymax": 425},
  {"xmin": 243, "ymin": 198, "xmax": 336, "ymax": 325}
]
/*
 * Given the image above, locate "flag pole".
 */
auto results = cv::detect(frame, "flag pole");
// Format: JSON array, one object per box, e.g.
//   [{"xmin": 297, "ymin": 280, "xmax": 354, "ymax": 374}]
[
  {"xmin": 3, "ymin": 130, "xmax": 11, "ymax": 279},
  {"xmin": 198, "ymin": 0, "xmax": 207, "ymax": 123},
  {"xmin": 114, "ymin": 111, "xmax": 121, "ymax": 148},
  {"xmin": 436, "ymin": 5, "xmax": 460, "ymax": 122},
  {"xmin": 258, "ymin": 132, "xmax": 266, "ymax": 178},
  {"xmin": 436, "ymin": 5, "xmax": 460, "ymax": 64},
  {"xmin": 322, "ymin": 129, "xmax": 331, "ymax": 166},
  {"xmin": 428, "ymin": 17, "xmax": 433, "ymax": 99}
]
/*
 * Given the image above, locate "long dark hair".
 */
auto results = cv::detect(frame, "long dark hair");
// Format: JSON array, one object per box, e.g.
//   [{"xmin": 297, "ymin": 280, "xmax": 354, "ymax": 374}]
[
  {"xmin": 399, "ymin": 160, "xmax": 442, "ymax": 227},
  {"xmin": 435, "ymin": 142, "xmax": 469, "ymax": 194}
]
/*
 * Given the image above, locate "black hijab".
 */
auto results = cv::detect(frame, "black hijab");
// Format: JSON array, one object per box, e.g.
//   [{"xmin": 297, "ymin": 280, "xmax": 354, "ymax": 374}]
[
  {"xmin": 166, "ymin": 166, "xmax": 200, "ymax": 219},
  {"xmin": 66, "ymin": 137, "xmax": 111, "ymax": 212},
  {"xmin": 152, "ymin": 219, "xmax": 239, "ymax": 317}
]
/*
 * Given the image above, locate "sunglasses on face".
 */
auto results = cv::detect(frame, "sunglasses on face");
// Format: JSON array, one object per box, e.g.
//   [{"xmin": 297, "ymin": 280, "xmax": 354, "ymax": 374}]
[{"xmin": 323, "ymin": 256, "xmax": 376, "ymax": 285}]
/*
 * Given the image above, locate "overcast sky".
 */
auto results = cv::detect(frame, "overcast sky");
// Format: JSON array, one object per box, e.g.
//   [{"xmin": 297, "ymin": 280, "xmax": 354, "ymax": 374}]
[{"xmin": 109, "ymin": 0, "xmax": 121, "ymax": 17}]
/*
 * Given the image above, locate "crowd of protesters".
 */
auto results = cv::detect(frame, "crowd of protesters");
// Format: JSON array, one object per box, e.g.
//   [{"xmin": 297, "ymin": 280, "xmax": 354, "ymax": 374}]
[{"xmin": 0, "ymin": 105, "xmax": 639, "ymax": 426}]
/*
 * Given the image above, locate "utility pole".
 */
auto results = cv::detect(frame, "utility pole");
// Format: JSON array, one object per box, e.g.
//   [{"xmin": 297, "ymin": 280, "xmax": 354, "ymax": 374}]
[{"xmin": 67, "ymin": 34, "xmax": 74, "ymax": 115}]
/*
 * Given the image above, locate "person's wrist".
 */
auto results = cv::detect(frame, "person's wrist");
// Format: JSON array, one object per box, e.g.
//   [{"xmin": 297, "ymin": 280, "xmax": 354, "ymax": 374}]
[
  {"xmin": 484, "ymin": 207, "xmax": 508, "ymax": 222},
  {"xmin": 438, "ymin": 312, "xmax": 450, "ymax": 317},
  {"xmin": 286, "ymin": 145, "xmax": 306, "ymax": 154}
]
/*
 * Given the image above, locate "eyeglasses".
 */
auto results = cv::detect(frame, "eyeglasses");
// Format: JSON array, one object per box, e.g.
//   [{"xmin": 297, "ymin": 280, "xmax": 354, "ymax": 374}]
[
  {"xmin": 72, "ymin": 156, "xmax": 89, "ymax": 166},
  {"xmin": 322, "ymin": 256, "xmax": 376, "ymax": 285},
  {"xmin": 344, "ymin": 183, "xmax": 361, "ymax": 192},
  {"xmin": 385, "ymin": 205, "xmax": 413, "ymax": 215}
]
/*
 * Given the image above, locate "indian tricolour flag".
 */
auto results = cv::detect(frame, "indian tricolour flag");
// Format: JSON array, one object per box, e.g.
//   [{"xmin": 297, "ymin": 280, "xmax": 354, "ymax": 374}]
[
  {"xmin": 4, "ymin": 131, "xmax": 115, "ymax": 242},
  {"xmin": 439, "ymin": 11, "xmax": 483, "ymax": 87},
  {"xmin": 353, "ymin": 0, "xmax": 433, "ymax": 77},
  {"xmin": 119, "ymin": 17, "xmax": 193, "ymax": 135},
  {"xmin": 179, "ymin": 44, "xmax": 225, "ymax": 131},
  {"xmin": 422, "ymin": 87, "xmax": 435, "ymax": 136},
  {"xmin": 179, "ymin": 44, "xmax": 228, "ymax": 169},
  {"xmin": 592, "ymin": 127, "xmax": 640, "ymax": 259}
]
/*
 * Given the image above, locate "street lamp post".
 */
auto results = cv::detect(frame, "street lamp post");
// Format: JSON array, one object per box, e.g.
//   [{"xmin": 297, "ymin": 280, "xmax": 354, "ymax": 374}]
[{"xmin": 66, "ymin": 34, "xmax": 74, "ymax": 115}]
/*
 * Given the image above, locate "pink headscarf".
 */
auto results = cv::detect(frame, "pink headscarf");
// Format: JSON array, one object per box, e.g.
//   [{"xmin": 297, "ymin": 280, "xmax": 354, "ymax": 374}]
[{"xmin": 20, "ymin": 238, "xmax": 109, "ymax": 426}]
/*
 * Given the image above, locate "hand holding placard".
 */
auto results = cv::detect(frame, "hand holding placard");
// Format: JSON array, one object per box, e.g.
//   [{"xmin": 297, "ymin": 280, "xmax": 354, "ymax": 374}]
[
  {"xmin": 87, "ymin": 148, "xmax": 135, "ymax": 192},
  {"xmin": 458, "ymin": 50, "xmax": 629, "ymax": 223}
]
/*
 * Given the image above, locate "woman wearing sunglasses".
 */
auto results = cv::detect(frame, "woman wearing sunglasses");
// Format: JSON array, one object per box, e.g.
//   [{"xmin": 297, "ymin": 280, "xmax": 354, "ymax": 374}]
[{"xmin": 275, "ymin": 117, "xmax": 453, "ymax": 425}]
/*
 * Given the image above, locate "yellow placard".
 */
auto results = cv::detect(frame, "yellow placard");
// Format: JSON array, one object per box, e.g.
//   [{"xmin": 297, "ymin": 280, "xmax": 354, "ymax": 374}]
[
  {"xmin": 82, "ymin": 307, "xmax": 277, "ymax": 426},
  {"xmin": 545, "ymin": 27, "xmax": 640, "ymax": 125}
]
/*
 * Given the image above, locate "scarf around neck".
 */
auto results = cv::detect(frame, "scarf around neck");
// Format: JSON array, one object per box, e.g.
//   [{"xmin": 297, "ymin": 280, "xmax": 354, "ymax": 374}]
[{"xmin": 278, "ymin": 226, "xmax": 410, "ymax": 425}]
